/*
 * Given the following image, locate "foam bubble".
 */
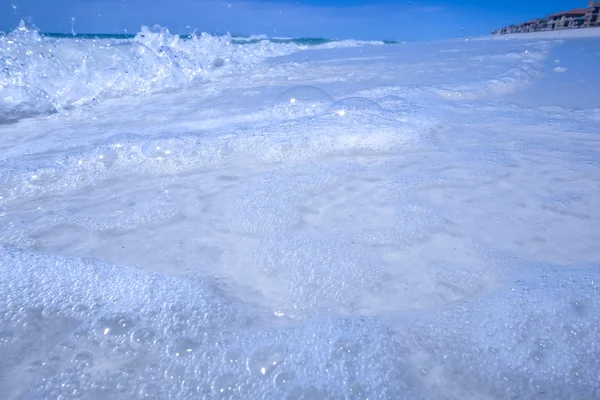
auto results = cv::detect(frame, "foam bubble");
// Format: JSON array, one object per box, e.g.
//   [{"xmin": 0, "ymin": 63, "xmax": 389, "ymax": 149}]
[
  {"xmin": 94, "ymin": 314, "xmax": 133, "ymax": 339},
  {"xmin": 247, "ymin": 347, "xmax": 285, "ymax": 377},
  {"xmin": 27, "ymin": 166, "xmax": 61, "ymax": 188},
  {"xmin": 72, "ymin": 351, "xmax": 94, "ymax": 369},
  {"xmin": 270, "ymin": 86, "xmax": 334, "ymax": 118},
  {"xmin": 274, "ymin": 371, "xmax": 295, "ymax": 387},
  {"xmin": 212, "ymin": 373, "xmax": 236, "ymax": 395},
  {"xmin": 394, "ymin": 266, "xmax": 600, "ymax": 398},
  {"xmin": 325, "ymin": 96, "xmax": 384, "ymax": 117},
  {"xmin": 130, "ymin": 327, "xmax": 157, "ymax": 350},
  {"xmin": 140, "ymin": 135, "xmax": 194, "ymax": 163},
  {"xmin": 96, "ymin": 133, "xmax": 145, "ymax": 169},
  {"xmin": 166, "ymin": 337, "xmax": 201, "ymax": 358},
  {"xmin": 377, "ymin": 95, "xmax": 408, "ymax": 110},
  {"xmin": 0, "ymin": 244, "xmax": 421, "ymax": 398}
]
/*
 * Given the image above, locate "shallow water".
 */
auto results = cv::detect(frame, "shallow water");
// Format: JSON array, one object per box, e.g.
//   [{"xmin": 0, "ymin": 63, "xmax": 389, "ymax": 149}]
[{"xmin": 1, "ymin": 25, "xmax": 600, "ymax": 399}]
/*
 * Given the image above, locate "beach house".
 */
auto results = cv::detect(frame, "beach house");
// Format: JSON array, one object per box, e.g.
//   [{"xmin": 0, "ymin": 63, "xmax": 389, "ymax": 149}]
[
  {"xmin": 492, "ymin": 1, "xmax": 600, "ymax": 35},
  {"xmin": 584, "ymin": 0, "xmax": 600, "ymax": 27},
  {"xmin": 520, "ymin": 18, "xmax": 548, "ymax": 32},
  {"xmin": 547, "ymin": 8, "xmax": 588, "ymax": 29}
]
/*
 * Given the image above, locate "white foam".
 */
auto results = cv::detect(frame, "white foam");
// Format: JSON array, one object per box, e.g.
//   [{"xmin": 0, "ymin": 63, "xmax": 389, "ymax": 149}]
[
  {"xmin": 313, "ymin": 39, "xmax": 386, "ymax": 49},
  {"xmin": 1, "ymin": 26, "xmax": 600, "ymax": 400},
  {"xmin": 232, "ymin": 34, "xmax": 271, "ymax": 42}
]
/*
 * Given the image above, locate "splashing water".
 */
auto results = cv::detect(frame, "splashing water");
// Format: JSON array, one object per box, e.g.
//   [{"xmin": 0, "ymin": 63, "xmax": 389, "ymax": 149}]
[{"xmin": 0, "ymin": 22, "xmax": 387, "ymax": 123}]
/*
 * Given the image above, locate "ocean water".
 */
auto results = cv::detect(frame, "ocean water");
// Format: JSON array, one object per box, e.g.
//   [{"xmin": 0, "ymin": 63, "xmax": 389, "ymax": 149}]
[
  {"xmin": 40, "ymin": 32, "xmax": 397, "ymax": 47},
  {"xmin": 1, "ymin": 22, "xmax": 600, "ymax": 400}
]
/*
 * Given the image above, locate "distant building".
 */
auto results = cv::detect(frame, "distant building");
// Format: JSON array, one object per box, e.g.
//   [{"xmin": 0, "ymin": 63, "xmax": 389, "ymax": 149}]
[
  {"xmin": 494, "ymin": 25, "xmax": 518, "ymax": 35},
  {"xmin": 547, "ymin": 8, "xmax": 587, "ymax": 29},
  {"xmin": 584, "ymin": 0, "xmax": 600, "ymax": 27},
  {"xmin": 493, "ymin": 1, "xmax": 600, "ymax": 34},
  {"xmin": 520, "ymin": 18, "xmax": 548, "ymax": 32}
]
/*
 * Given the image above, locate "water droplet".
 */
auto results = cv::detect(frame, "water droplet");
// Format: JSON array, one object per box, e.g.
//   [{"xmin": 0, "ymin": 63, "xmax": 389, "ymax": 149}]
[
  {"xmin": 129, "ymin": 327, "xmax": 157, "ymax": 350},
  {"xmin": 274, "ymin": 371, "xmax": 294, "ymax": 387},
  {"xmin": 181, "ymin": 378, "xmax": 210, "ymax": 396},
  {"xmin": 80, "ymin": 372, "xmax": 92, "ymax": 383},
  {"xmin": 138, "ymin": 383, "xmax": 161, "ymax": 399},
  {"xmin": 145, "ymin": 363, "xmax": 162, "ymax": 378},
  {"xmin": 329, "ymin": 339, "xmax": 360, "ymax": 360},
  {"xmin": 172, "ymin": 311, "xmax": 190, "ymax": 323},
  {"xmin": 59, "ymin": 341, "xmax": 76, "ymax": 351},
  {"xmin": 28, "ymin": 167, "xmax": 59, "ymax": 187},
  {"xmin": 495, "ymin": 370, "xmax": 511, "ymax": 389},
  {"xmin": 166, "ymin": 337, "xmax": 201, "ymax": 358},
  {"xmin": 93, "ymin": 314, "xmax": 134, "ymax": 338},
  {"xmin": 529, "ymin": 378, "xmax": 545, "ymax": 394},
  {"xmin": 42, "ymin": 306, "xmax": 60, "ymax": 318},
  {"xmin": 570, "ymin": 299, "xmax": 588, "ymax": 317},
  {"xmin": 350, "ymin": 383, "xmax": 368, "ymax": 399},
  {"xmin": 529, "ymin": 349, "xmax": 544, "ymax": 363},
  {"xmin": 341, "ymin": 360, "xmax": 356, "ymax": 381},
  {"xmin": 96, "ymin": 133, "xmax": 144, "ymax": 168},
  {"xmin": 562, "ymin": 323, "xmax": 583, "ymax": 341},
  {"xmin": 570, "ymin": 366, "xmax": 583, "ymax": 382},
  {"xmin": 247, "ymin": 348, "xmax": 285, "ymax": 377},
  {"xmin": 212, "ymin": 373, "xmax": 235, "ymax": 395},
  {"xmin": 115, "ymin": 380, "xmax": 130, "ymax": 394},
  {"xmin": 141, "ymin": 135, "xmax": 188, "ymax": 161},
  {"xmin": 0, "ymin": 330, "xmax": 15, "ymax": 344},
  {"xmin": 224, "ymin": 350, "xmax": 242, "ymax": 365},
  {"xmin": 164, "ymin": 322, "xmax": 186, "ymax": 337},
  {"xmin": 72, "ymin": 352, "xmax": 94, "ymax": 368},
  {"xmin": 164, "ymin": 365, "xmax": 187, "ymax": 383},
  {"xmin": 71, "ymin": 304, "xmax": 89, "ymax": 315}
]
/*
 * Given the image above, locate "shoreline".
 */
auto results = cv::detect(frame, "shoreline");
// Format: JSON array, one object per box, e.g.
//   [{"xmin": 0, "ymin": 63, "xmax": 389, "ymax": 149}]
[{"xmin": 484, "ymin": 26, "xmax": 600, "ymax": 40}]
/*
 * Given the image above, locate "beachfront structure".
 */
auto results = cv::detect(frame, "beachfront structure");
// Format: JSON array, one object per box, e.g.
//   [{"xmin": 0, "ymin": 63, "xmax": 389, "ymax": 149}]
[
  {"xmin": 493, "ymin": 1, "xmax": 600, "ymax": 34},
  {"xmin": 585, "ymin": 0, "xmax": 600, "ymax": 26},
  {"xmin": 520, "ymin": 18, "xmax": 548, "ymax": 32},
  {"xmin": 547, "ymin": 8, "xmax": 587, "ymax": 29}
]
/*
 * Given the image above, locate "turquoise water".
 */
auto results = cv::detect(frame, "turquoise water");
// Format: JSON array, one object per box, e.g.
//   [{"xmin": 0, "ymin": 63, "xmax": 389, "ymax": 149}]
[{"xmin": 40, "ymin": 32, "xmax": 398, "ymax": 45}]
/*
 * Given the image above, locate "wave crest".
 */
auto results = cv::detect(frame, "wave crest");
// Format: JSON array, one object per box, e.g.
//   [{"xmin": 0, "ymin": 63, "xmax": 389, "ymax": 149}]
[{"xmin": 0, "ymin": 23, "xmax": 304, "ymax": 122}]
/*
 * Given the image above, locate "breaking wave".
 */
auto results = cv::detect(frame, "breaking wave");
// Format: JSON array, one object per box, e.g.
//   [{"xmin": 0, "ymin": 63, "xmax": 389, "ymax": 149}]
[{"xmin": 0, "ymin": 22, "xmax": 386, "ymax": 123}]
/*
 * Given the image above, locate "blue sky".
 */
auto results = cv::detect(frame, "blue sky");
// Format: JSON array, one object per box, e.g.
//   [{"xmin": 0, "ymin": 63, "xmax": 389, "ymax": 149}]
[{"xmin": 0, "ymin": 0, "xmax": 588, "ymax": 40}]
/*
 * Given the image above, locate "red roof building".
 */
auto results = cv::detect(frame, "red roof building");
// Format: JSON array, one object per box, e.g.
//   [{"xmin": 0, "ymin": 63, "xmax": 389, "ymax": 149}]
[
  {"xmin": 584, "ymin": 1, "xmax": 600, "ymax": 27},
  {"xmin": 493, "ymin": 1, "xmax": 600, "ymax": 35},
  {"xmin": 547, "ymin": 8, "xmax": 588, "ymax": 29},
  {"xmin": 549, "ymin": 8, "xmax": 588, "ymax": 17}
]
